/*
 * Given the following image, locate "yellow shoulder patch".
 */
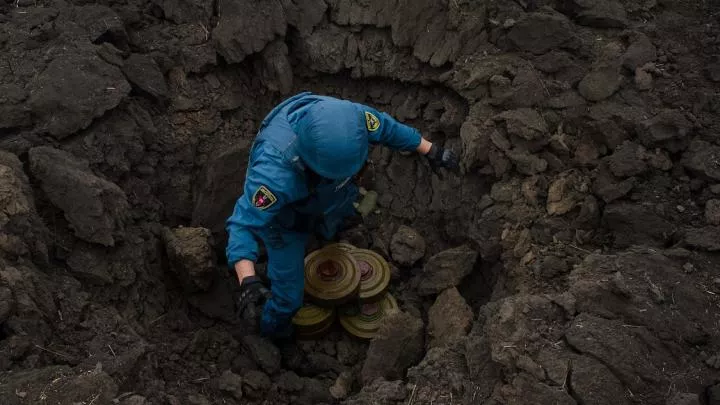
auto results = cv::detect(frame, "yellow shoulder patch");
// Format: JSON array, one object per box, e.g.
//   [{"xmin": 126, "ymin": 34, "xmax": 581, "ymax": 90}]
[
  {"xmin": 365, "ymin": 111, "xmax": 380, "ymax": 132},
  {"xmin": 252, "ymin": 185, "xmax": 277, "ymax": 210}
]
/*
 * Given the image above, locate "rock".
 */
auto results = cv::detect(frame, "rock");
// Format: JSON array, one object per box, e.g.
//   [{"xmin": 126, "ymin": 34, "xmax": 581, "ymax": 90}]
[
  {"xmin": 605, "ymin": 141, "xmax": 648, "ymax": 177},
  {"xmin": 506, "ymin": 13, "xmax": 575, "ymax": 55},
  {"xmin": 547, "ymin": 170, "xmax": 589, "ymax": 215},
  {"xmin": 682, "ymin": 140, "xmax": 720, "ymax": 180},
  {"xmin": 603, "ymin": 203, "xmax": 674, "ymax": 247},
  {"xmin": 276, "ymin": 371, "xmax": 303, "ymax": 392},
  {"xmin": 216, "ymin": 370, "xmax": 243, "ymax": 400},
  {"xmin": 578, "ymin": 65, "xmax": 622, "ymax": 101},
  {"xmin": 361, "ymin": 311, "xmax": 424, "ymax": 384},
  {"xmin": 623, "ymin": 33, "xmax": 657, "ymax": 70},
  {"xmin": 667, "ymin": 393, "xmax": 699, "ymax": 405},
  {"xmin": 706, "ymin": 200, "xmax": 720, "ymax": 225},
  {"xmin": 28, "ymin": 50, "xmax": 131, "ymax": 139},
  {"xmin": 390, "ymin": 225, "xmax": 426, "ymax": 266},
  {"xmin": 414, "ymin": 246, "xmax": 479, "ymax": 296},
  {"xmin": 684, "ymin": 226, "xmax": 720, "ymax": 251},
  {"xmin": 242, "ymin": 335, "xmax": 281, "ymax": 375},
  {"xmin": 635, "ymin": 67, "xmax": 653, "ymax": 90},
  {"xmin": 242, "ymin": 370, "xmax": 271, "ymax": 399},
  {"xmin": 493, "ymin": 108, "xmax": 548, "ymax": 141},
  {"xmin": 427, "ymin": 287, "xmax": 473, "ymax": 348},
  {"xmin": 637, "ymin": 109, "xmax": 692, "ymax": 147},
  {"xmin": 162, "ymin": 227, "xmax": 216, "ymax": 292},
  {"xmin": 28, "ymin": 146, "xmax": 129, "ymax": 246},
  {"xmin": 212, "ymin": 0, "xmax": 286, "ymax": 63},
  {"xmin": 573, "ymin": 0, "xmax": 628, "ymax": 28},
  {"xmin": 121, "ymin": 54, "xmax": 168, "ymax": 99}
]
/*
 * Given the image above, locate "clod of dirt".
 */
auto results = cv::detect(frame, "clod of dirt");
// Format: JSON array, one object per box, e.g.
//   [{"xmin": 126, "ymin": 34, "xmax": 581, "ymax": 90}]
[
  {"xmin": 684, "ymin": 226, "xmax": 720, "ymax": 251},
  {"xmin": 243, "ymin": 370, "xmax": 272, "ymax": 399},
  {"xmin": 683, "ymin": 140, "xmax": 720, "ymax": 180},
  {"xmin": 546, "ymin": 170, "xmax": 589, "ymax": 215},
  {"xmin": 506, "ymin": 12, "xmax": 576, "ymax": 55},
  {"xmin": 414, "ymin": 245, "xmax": 479, "ymax": 296},
  {"xmin": 212, "ymin": 0, "xmax": 286, "ymax": 64},
  {"xmin": 28, "ymin": 146, "xmax": 129, "ymax": 246},
  {"xmin": 121, "ymin": 54, "xmax": 168, "ymax": 99},
  {"xmin": 602, "ymin": 203, "xmax": 674, "ymax": 247},
  {"xmin": 571, "ymin": 0, "xmax": 628, "ymax": 28},
  {"xmin": 162, "ymin": 226, "xmax": 216, "ymax": 292},
  {"xmin": 493, "ymin": 108, "xmax": 548, "ymax": 141},
  {"xmin": 637, "ymin": 109, "xmax": 692, "ymax": 149},
  {"xmin": 242, "ymin": 335, "xmax": 281, "ymax": 375},
  {"xmin": 605, "ymin": 141, "xmax": 649, "ymax": 177},
  {"xmin": 667, "ymin": 393, "xmax": 700, "ymax": 405},
  {"xmin": 342, "ymin": 378, "xmax": 407, "ymax": 405},
  {"xmin": 706, "ymin": 200, "xmax": 720, "ymax": 225},
  {"xmin": 361, "ymin": 311, "xmax": 424, "ymax": 384},
  {"xmin": 276, "ymin": 371, "xmax": 304, "ymax": 392},
  {"xmin": 121, "ymin": 395, "xmax": 148, "ymax": 405},
  {"xmin": 216, "ymin": 370, "xmax": 243, "ymax": 400},
  {"xmin": 427, "ymin": 287, "xmax": 473, "ymax": 348},
  {"xmin": 28, "ymin": 48, "xmax": 131, "ymax": 139},
  {"xmin": 329, "ymin": 371, "xmax": 354, "ymax": 400},
  {"xmin": 634, "ymin": 67, "xmax": 653, "ymax": 90},
  {"xmin": 389, "ymin": 225, "xmax": 426, "ymax": 266},
  {"xmin": 623, "ymin": 32, "xmax": 657, "ymax": 70},
  {"xmin": 578, "ymin": 63, "xmax": 622, "ymax": 101}
]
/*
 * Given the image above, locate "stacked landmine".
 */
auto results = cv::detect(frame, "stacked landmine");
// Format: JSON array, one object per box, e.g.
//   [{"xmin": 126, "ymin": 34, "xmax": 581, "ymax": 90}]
[{"xmin": 292, "ymin": 243, "xmax": 396, "ymax": 339}]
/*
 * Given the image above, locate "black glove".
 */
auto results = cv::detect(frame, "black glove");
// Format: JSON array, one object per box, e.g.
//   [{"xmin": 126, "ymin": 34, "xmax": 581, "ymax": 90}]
[
  {"xmin": 426, "ymin": 143, "xmax": 459, "ymax": 175},
  {"xmin": 236, "ymin": 276, "xmax": 271, "ymax": 331}
]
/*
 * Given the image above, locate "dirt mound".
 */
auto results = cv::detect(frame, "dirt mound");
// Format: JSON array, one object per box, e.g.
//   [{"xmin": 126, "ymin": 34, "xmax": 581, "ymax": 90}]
[{"xmin": 1, "ymin": 0, "xmax": 720, "ymax": 404}]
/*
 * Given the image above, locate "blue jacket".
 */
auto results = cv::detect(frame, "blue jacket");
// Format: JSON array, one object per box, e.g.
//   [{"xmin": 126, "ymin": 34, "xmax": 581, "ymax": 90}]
[{"xmin": 225, "ymin": 92, "xmax": 422, "ymax": 266}]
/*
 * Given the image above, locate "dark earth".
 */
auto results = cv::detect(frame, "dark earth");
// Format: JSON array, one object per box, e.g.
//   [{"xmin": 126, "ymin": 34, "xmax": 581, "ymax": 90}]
[{"xmin": 1, "ymin": 0, "xmax": 720, "ymax": 404}]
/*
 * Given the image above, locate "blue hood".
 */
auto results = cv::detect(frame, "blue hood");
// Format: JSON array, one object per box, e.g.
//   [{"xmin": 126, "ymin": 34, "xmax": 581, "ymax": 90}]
[{"xmin": 288, "ymin": 98, "xmax": 368, "ymax": 180}]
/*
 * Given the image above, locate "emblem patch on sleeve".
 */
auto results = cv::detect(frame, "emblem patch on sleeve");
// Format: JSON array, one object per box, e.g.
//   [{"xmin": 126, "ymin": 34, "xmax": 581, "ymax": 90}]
[
  {"xmin": 365, "ymin": 111, "xmax": 380, "ymax": 132},
  {"xmin": 252, "ymin": 185, "xmax": 277, "ymax": 210}
]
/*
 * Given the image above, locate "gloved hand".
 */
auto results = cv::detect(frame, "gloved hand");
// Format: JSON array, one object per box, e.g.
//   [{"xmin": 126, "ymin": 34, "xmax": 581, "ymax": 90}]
[
  {"xmin": 425, "ymin": 143, "xmax": 459, "ymax": 175},
  {"xmin": 236, "ymin": 275, "xmax": 271, "ymax": 332}
]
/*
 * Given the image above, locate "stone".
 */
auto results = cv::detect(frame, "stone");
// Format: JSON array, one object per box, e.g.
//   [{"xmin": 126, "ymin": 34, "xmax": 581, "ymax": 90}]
[
  {"xmin": 361, "ymin": 311, "xmax": 424, "ymax": 384},
  {"xmin": 706, "ymin": 200, "xmax": 720, "ymax": 225},
  {"xmin": 414, "ymin": 246, "xmax": 479, "ymax": 296},
  {"xmin": 683, "ymin": 140, "xmax": 720, "ymax": 180},
  {"xmin": 390, "ymin": 225, "xmax": 426, "ymax": 266},
  {"xmin": 216, "ymin": 370, "xmax": 243, "ymax": 400},
  {"xmin": 578, "ymin": 65, "xmax": 622, "ymax": 101},
  {"xmin": 242, "ymin": 370, "xmax": 271, "ymax": 399},
  {"xmin": 28, "ymin": 50, "xmax": 130, "ymax": 139},
  {"xmin": 684, "ymin": 226, "xmax": 720, "ymax": 251},
  {"xmin": 506, "ymin": 13, "xmax": 575, "ymax": 55},
  {"xmin": 242, "ymin": 335, "xmax": 281, "ymax": 375},
  {"xmin": 427, "ymin": 287, "xmax": 473, "ymax": 348},
  {"xmin": 162, "ymin": 227, "xmax": 216, "ymax": 292},
  {"xmin": 121, "ymin": 54, "xmax": 168, "ymax": 99},
  {"xmin": 212, "ymin": 0, "xmax": 286, "ymax": 63},
  {"xmin": 28, "ymin": 146, "xmax": 129, "ymax": 246}
]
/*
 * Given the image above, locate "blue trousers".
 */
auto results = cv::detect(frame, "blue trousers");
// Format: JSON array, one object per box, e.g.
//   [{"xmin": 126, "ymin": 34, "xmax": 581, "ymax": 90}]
[{"xmin": 257, "ymin": 184, "xmax": 359, "ymax": 339}]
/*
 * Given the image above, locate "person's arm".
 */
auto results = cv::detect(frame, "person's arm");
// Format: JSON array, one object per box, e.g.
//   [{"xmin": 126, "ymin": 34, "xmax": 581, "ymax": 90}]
[
  {"xmin": 355, "ymin": 103, "xmax": 459, "ymax": 172},
  {"xmin": 226, "ymin": 151, "xmax": 303, "ymax": 283}
]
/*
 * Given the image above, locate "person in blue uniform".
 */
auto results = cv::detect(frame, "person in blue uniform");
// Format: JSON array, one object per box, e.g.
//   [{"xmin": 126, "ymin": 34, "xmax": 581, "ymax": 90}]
[{"xmin": 226, "ymin": 92, "xmax": 458, "ymax": 339}]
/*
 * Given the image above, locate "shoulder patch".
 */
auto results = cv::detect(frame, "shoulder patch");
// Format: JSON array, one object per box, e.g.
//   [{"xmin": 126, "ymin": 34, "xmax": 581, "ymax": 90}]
[
  {"xmin": 365, "ymin": 111, "xmax": 380, "ymax": 132},
  {"xmin": 252, "ymin": 185, "xmax": 277, "ymax": 210}
]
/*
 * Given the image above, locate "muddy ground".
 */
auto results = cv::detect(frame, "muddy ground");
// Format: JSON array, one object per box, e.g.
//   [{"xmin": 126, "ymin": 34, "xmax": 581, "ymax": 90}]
[{"xmin": 1, "ymin": 0, "xmax": 720, "ymax": 404}]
